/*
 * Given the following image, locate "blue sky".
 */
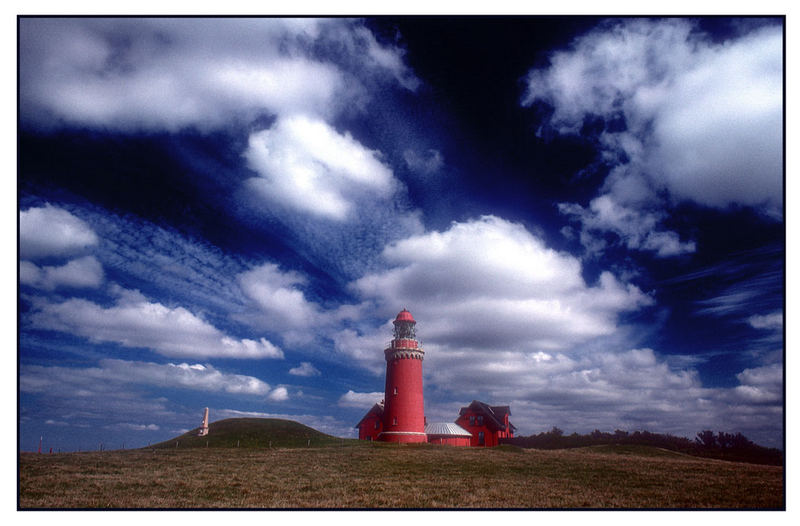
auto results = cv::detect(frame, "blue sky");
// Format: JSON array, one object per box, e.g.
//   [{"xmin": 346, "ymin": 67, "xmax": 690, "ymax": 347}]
[{"xmin": 17, "ymin": 16, "xmax": 784, "ymax": 451}]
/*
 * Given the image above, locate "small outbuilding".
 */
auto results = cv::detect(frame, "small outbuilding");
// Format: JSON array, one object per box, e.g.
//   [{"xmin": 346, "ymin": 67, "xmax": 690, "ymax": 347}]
[{"xmin": 425, "ymin": 422, "xmax": 472, "ymax": 447}]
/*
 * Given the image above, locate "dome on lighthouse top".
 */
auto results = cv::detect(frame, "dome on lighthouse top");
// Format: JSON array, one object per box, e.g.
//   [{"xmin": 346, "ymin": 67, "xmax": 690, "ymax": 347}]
[{"xmin": 394, "ymin": 309, "xmax": 415, "ymax": 323}]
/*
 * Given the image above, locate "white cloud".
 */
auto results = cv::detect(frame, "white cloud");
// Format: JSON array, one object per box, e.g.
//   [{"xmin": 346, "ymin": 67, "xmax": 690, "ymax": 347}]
[
  {"xmin": 20, "ymin": 359, "xmax": 271, "ymax": 396},
  {"xmin": 334, "ymin": 214, "xmax": 783, "ymax": 446},
  {"xmin": 29, "ymin": 288, "xmax": 284, "ymax": 359},
  {"xmin": 289, "ymin": 362, "xmax": 321, "ymax": 377},
  {"xmin": 734, "ymin": 363, "xmax": 782, "ymax": 404},
  {"xmin": 351, "ymin": 216, "xmax": 652, "ymax": 353},
  {"xmin": 234, "ymin": 262, "xmax": 324, "ymax": 345},
  {"xmin": 267, "ymin": 387, "xmax": 289, "ymax": 401},
  {"xmin": 647, "ymin": 26, "xmax": 782, "ymax": 212},
  {"xmin": 420, "ymin": 346, "xmax": 782, "ymax": 446},
  {"xmin": 20, "ymin": 256, "xmax": 105, "ymax": 290},
  {"xmin": 353, "ymin": 25, "xmax": 420, "ymax": 91},
  {"xmin": 338, "ymin": 390, "xmax": 384, "ymax": 408},
  {"xmin": 116, "ymin": 423, "xmax": 161, "ymax": 431},
  {"xmin": 559, "ymin": 193, "xmax": 696, "ymax": 258},
  {"xmin": 748, "ymin": 312, "xmax": 783, "ymax": 330},
  {"xmin": 244, "ymin": 114, "xmax": 396, "ymax": 221},
  {"xmin": 19, "ymin": 18, "xmax": 417, "ymax": 132},
  {"xmin": 332, "ymin": 328, "xmax": 388, "ymax": 375},
  {"xmin": 20, "ymin": 204, "xmax": 98, "ymax": 260},
  {"xmin": 524, "ymin": 19, "xmax": 783, "ymax": 255}
]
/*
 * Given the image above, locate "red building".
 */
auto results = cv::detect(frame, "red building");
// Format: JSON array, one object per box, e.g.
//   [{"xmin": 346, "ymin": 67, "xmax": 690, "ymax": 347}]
[
  {"xmin": 355, "ymin": 401, "xmax": 384, "ymax": 441},
  {"xmin": 355, "ymin": 311, "xmax": 515, "ymax": 447},
  {"xmin": 378, "ymin": 309, "xmax": 427, "ymax": 443},
  {"xmin": 455, "ymin": 400, "xmax": 516, "ymax": 447}
]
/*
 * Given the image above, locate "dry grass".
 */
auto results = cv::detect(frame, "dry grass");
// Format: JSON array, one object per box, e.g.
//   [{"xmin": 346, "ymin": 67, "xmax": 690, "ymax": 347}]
[{"xmin": 18, "ymin": 443, "xmax": 784, "ymax": 509}]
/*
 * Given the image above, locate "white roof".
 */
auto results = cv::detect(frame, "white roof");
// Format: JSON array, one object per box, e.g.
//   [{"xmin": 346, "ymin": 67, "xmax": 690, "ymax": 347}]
[{"xmin": 425, "ymin": 422, "xmax": 472, "ymax": 437}]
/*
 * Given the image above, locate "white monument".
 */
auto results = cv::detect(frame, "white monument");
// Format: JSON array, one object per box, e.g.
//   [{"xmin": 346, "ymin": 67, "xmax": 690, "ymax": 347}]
[{"xmin": 197, "ymin": 407, "xmax": 209, "ymax": 436}]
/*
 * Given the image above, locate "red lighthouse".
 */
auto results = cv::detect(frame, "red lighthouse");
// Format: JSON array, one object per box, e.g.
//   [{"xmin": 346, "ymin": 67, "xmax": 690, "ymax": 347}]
[{"xmin": 378, "ymin": 309, "xmax": 427, "ymax": 443}]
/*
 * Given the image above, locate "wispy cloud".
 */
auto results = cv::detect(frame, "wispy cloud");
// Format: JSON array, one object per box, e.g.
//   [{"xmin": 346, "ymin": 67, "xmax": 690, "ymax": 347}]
[
  {"xmin": 695, "ymin": 270, "xmax": 782, "ymax": 318},
  {"xmin": 21, "ymin": 359, "xmax": 273, "ymax": 396},
  {"xmin": 289, "ymin": 362, "xmax": 321, "ymax": 377},
  {"xmin": 748, "ymin": 312, "xmax": 783, "ymax": 330},
  {"xmin": 403, "ymin": 148, "xmax": 444, "ymax": 175},
  {"xmin": 29, "ymin": 287, "xmax": 284, "ymax": 360}
]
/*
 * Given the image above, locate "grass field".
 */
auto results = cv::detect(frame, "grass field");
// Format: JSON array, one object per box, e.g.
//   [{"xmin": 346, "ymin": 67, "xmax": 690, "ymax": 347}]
[{"xmin": 18, "ymin": 442, "xmax": 784, "ymax": 509}]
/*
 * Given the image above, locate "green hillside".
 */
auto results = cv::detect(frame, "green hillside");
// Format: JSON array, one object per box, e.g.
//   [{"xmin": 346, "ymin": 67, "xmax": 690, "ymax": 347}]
[{"xmin": 149, "ymin": 418, "xmax": 350, "ymax": 449}]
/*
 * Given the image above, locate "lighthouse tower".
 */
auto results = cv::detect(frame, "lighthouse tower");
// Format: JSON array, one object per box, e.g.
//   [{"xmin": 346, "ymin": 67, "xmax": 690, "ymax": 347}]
[{"xmin": 379, "ymin": 309, "xmax": 427, "ymax": 443}]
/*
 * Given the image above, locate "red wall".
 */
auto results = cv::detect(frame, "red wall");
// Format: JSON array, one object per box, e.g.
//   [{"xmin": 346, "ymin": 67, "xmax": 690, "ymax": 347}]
[
  {"xmin": 380, "ymin": 353, "xmax": 426, "ymax": 443},
  {"xmin": 358, "ymin": 412, "xmax": 383, "ymax": 441},
  {"xmin": 456, "ymin": 410, "xmax": 513, "ymax": 447},
  {"xmin": 427, "ymin": 435, "xmax": 470, "ymax": 447}
]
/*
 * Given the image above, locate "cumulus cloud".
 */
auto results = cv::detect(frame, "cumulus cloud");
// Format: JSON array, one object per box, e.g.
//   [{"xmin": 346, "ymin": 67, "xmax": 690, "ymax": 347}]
[
  {"xmin": 20, "ymin": 204, "xmax": 99, "ymax": 259},
  {"xmin": 417, "ymin": 346, "xmax": 782, "ymax": 446},
  {"xmin": 20, "ymin": 256, "xmax": 105, "ymax": 290},
  {"xmin": 19, "ymin": 18, "xmax": 418, "ymax": 132},
  {"xmin": 289, "ymin": 362, "xmax": 321, "ymax": 377},
  {"xmin": 332, "ymin": 328, "xmax": 390, "ymax": 375},
  {"xmin": 734, "ymin": 363, "xmax": 782, "ymax": 404},
  {"xmin": 244, "ymin": 114, "xmax": 396, "ymax": 221},
  {"xmin": 338, "ymin": 390, "xmax": 384, "ymax": 408},
  {"xmin": 267, "ymin": 386, "xmax": 289, "ymax": 401},
  {"xmin": 29, "ymin": 287, "xmax": 284, "ymax": 359},
  {"xmin": 234, "ymin": 262, "xmax": 323, "ymax": 344},
  {"xmin": 351, "ymin": 215, "xmax": 652, "ymax": 354},
  {"xmin": 523, "ymin": 19, "xmax": 782, "ymax": 254}
]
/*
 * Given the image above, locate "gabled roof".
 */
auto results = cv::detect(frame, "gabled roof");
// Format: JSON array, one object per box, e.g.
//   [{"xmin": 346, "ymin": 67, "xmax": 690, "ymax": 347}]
[
  {"xmin": 354, "ymin": 401, "xmax": 384, "ymax": 428},
  {"xmin": 458, "ymin": 400, "xmax": 513, "ymax": 432}
]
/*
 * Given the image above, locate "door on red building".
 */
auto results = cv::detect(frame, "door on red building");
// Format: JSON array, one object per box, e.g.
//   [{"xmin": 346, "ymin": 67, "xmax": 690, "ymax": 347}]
[{"xmin": 478, "ymin": 431, "xmax": 485, "ymax": 446}]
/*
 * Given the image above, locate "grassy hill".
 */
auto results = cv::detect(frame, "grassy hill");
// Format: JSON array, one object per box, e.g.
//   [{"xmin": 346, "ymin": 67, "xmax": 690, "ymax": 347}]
[{"xmin": 149, "ymin": 418, "xmax": 350, "ymax": 449}]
